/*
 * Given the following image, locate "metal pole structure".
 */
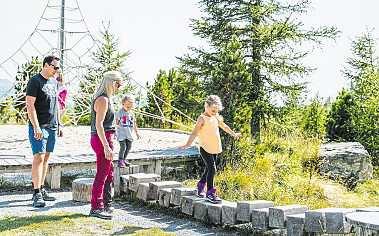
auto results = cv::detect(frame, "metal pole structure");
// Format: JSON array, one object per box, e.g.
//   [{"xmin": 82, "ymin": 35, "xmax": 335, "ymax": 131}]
[{"xmin": 59, "ymin": 0, "xmax": 65, "ymax": 70}]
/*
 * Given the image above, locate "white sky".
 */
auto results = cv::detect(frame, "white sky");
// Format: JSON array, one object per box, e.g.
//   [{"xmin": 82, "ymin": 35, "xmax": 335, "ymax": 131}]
[{"xmin": 0, "ymin": 0, "xmax": 378, "ymax": 99}]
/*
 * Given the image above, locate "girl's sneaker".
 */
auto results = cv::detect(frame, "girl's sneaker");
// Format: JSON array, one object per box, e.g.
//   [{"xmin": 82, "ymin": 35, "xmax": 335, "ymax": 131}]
[
  {"xmin": 118, "ymin": 160, "xmax": 126, "ymax": 168},
  {"xmin": 124, "ymin": 161, "xmax": 131, "ymax": 167},
  {"xmin": 206, "ymin": 188, "xmax": 222, "ymax": 204},
  {"xmin": 197, "ymin": 181, "xmax": 206, "ymax": 198}
]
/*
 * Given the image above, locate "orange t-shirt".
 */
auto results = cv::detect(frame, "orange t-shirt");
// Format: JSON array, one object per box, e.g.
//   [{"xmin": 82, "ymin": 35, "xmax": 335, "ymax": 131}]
[{"xmin": 197, "ymin": 114, "xmax": 223, "ymax": 154}]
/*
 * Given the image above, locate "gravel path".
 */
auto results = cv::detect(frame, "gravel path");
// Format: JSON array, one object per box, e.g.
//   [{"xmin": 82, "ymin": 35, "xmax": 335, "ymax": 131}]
[{"xmin": 0, "ymin": 191, "xmax": 237, "ymax": 236}]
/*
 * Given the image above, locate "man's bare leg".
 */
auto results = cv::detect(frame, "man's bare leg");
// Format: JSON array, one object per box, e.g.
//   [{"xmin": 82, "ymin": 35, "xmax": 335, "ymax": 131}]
[
  {"xmin": 31, "ymin": 153, "xmax": 46, "ymax": 207},
  {"xmin": 40, "ymin": 152, "xmax": 56, "ymax": 201},
  {"xmin": 31, "ymin": 153, "xmax": 44, "ymax": 190},
  {"xmin": 41, "ymin": 152, "xmax": 51, "ymax": 186}
]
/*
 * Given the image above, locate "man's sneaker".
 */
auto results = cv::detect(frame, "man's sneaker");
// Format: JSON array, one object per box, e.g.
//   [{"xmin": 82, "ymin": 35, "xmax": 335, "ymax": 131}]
[
  {"xmin": 118, "ymin": 160, "xmax": 126, "ymax": 168},
  {"xmin": 206, "ymin": 188, "xmax": 222, "ymax": 204},
  {"xmin": 41, "ymin": 188, "xmax": 56, "ymax": 201},
  {"xmin": 32, "ymin": 193, "xmax": 46, "ymax": 208},
  {"xmin": 89, "ymin": 208, "xmax": 112, "ymax": 220},
  {"xmin": 104, "ymin": 205, "xmax": 115, "ymax": 214},
  {"xmin": 197, "ymin": 181, "xmax": 206, "ymax": 198}
]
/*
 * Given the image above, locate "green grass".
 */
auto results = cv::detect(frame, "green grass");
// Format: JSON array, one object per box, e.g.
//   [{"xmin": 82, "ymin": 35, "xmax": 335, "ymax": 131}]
[
  {"xmin": 0, "ymin": 212, "xmax": 174, "ymax": 236},
  {"xmin": 184, "ymin": 128, "xmax": 379, "ymax": 210}
]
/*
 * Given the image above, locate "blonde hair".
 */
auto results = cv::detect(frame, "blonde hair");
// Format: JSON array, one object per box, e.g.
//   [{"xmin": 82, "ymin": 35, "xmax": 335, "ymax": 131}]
[
  {"xmin": 94, "ymin": 71, "xmax": 122, "ymax": 98},
  {"xmin": 122, "ymin": 95, "xmax": 135, "ymax": 104},
  {"xmin": 205, "ymin": 95, "xmax": 223, "ymax": 110}
]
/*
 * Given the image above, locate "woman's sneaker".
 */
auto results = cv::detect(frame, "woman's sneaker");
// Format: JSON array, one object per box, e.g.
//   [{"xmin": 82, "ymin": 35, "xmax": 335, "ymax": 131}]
[
  {"xmin": 89, "ymin": 208, "xmax": 112, "ymax": 220},
  {"xmin": 206, "ymin": 188, "xmax": 222, "ymax": 204},
  {"xmin": 32, "ymin": 193, "xmax": 46, "ymax": 208},
  {"xmin": 197, "ymin": 181, "xmax": 206, "ymax": 198},
  {"xmin": 124, "ymin": 161, "xmax": 131, "ymax": 167}
]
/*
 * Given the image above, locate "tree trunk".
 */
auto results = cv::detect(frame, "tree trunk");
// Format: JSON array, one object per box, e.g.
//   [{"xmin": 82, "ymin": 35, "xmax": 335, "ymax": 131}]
[{"xmin": 250, "ymin": 0, "xmax": 262, "ymax": 143}]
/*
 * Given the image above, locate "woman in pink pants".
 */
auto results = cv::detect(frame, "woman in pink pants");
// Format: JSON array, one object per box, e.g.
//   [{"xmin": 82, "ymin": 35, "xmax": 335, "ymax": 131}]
[{"xmin": 89, "ymin": 71, "xmax": 122, "ymax": 220}]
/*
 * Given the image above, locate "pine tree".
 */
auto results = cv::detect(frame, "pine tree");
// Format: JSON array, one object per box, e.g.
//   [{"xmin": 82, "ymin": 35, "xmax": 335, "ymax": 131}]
[
  {"xmin": 144, "ymin": 68, "xmax": 204, "ymax": 129},
  {"xmin": 206, "ymin": 36, "xmax": 251, "ymax": 132},
  {"xmin": 144, "ymin": 70, "xmax": 174, "ymax": 128},
  {"xmin": 343, "ymin": 31, "xmax": 378, "ymax": 88},
  {"xmin": 73, "ymin": 25, "xmax": 130, "ymax": 124},
  {"xmin": 327, "ymin": 31, "xmax": 379, "ymax": 165},
  {"xmin": 180, "ymin": 0, "xmax": 339, "ymax": 141},
  {"xmin": 14, "ymin": 56, "xmax": 42, "ymax": 122},
  {"xmin": 326, "ymin": 89, "xmax": 356, "ymax": 141}
]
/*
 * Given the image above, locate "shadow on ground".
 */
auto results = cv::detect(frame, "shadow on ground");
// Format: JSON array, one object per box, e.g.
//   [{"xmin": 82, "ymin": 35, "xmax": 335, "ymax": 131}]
[{"xmin": 0, "ymin": 213, "xmax": 85, "ymax": 232}]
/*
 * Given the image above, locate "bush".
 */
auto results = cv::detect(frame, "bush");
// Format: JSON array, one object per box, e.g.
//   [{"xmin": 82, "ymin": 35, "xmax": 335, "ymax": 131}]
[
  {"xmin": 326, "ymin": 89, "xmax": 356, "ymax": 141},
  {"xmin": 77, "ymin": 113, "xmax": 91, "ymax": 125},
  {"xmin": 215, "ymin": 128, "xmax": 329, "ymax": 209},
  {"xmin": 355, "ymin": 179, "xmax": 379, "ymax": 197},
  {"xmin": 301, "ymin": 97, "xmax": 327, "ymax": 139},
  {"xmin": 0, "ymin": 98, "xmax": 19, "ymax": 124}
]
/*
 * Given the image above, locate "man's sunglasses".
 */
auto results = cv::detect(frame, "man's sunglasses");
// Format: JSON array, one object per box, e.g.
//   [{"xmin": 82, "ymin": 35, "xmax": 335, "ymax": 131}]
[{"xmin": 49, "ymin": 64, "xmax": 60, "ymax": 70}]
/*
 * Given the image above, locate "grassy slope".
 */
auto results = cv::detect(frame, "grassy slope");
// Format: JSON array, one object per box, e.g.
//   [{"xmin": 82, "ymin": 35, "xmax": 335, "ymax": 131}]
[{"xmin": 0, "ymin": 212, "xmax": 174, "ymax": 236}]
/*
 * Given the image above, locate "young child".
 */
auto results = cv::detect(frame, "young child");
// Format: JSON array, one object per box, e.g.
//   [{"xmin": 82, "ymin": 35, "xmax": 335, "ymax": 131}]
[
  {"xmin": 181, "ymin": 95, "xmax": 241, "ymax": 204},
  {"xmin": 116, "ymin": 95, "xmax": 140, "ymax": 168}
]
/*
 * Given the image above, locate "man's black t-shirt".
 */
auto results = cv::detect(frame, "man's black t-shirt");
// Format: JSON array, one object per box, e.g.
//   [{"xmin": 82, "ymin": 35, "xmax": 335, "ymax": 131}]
[{"xmin": 26, "ymin": 73, "xmax": 58, "ymax": 129}]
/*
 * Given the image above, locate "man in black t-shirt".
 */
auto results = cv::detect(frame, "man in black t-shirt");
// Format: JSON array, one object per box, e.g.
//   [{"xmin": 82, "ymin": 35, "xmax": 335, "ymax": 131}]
[{"xmin": 26, "ymin": 55, "xmax": 63, "ymax": 208}]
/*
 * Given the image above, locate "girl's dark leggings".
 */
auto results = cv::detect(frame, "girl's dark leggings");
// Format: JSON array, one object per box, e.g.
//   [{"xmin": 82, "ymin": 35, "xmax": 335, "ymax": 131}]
[{"xmin": 199, "ymin": 147, "xmax": 218, "ymax": 191}]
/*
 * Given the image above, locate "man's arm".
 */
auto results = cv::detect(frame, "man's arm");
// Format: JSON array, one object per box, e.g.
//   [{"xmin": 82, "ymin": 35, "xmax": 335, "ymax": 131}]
[{"xmin": 26, "ymin": 96, "xmax": 43, "ymax": 140}]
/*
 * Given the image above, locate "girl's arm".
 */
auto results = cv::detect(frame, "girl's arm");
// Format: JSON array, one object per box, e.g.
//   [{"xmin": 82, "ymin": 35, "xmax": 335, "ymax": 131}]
[
  {"xmin": 180, "ymin": 116, "xmax": 204, "ymax": 149},
  {"xmin": 218, "ymin": 116, "xmax": 241, "ymax": 139},
  {"xmin": 133, "ymin": 114, "xmax": 141, "ymax": 139}
]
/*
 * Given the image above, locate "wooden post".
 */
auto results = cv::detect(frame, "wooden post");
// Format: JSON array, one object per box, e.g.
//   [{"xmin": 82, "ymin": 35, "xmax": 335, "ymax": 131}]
[
  {"xmin": 72, "ymin": 178, "xmax": 94, "ymax": 202},
  {"xmin": 113, "ymin": 164, "xmax": 121, "ymax": 196},
  {"xmin": 46, "ymin": 165, "xmax": 62, "ymax": 189},
  {"xmin": 146, "ymin": 164, "xmax": 155, "ymax": 173},
  {"xmin": 154, "ymin": 160, "xmax": 162, "ymax": 175}
]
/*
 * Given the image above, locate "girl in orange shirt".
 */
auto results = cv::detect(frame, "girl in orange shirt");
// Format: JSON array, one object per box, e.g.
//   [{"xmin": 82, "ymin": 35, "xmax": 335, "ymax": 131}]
[{"xmin": 181, "ymin": 95, "xmax": 241, "ymax": 203}]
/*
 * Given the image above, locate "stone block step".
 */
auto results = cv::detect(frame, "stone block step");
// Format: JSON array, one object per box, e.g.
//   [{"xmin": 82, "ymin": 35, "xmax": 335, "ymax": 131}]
[
  {"xmin": 181, "ymin": 195, "xmax": 204, "ymax": 216},
  {"xmin": 120, "ymin": 175, "xmax": 130, "ymax": 193},
  {"xmin": 128, "ymin": 173, "xmax": 161, "ymax": 192},
  {"xmin": 287, "ymin": 213, "xmax": 305, "ymax": 236},
  {"xmin": 170, "ymin": 187, "xmax": 196, "ymax": 206},
  {"xmin": 305, "ymin": 208, "xmax": 355, "ymax": 234},
  {"xmin": 193, "ymin": 200, "xmax": 213, "ymax": 221},
  {"xmin": 149, "ymin": 181, "xmax": 182, "ymax": 200},
  {"xmin": 222, "ymin": 201, "xmax": 238, "ymax": 225},
  {"xmin": 251, "ymin": 208, "xmax": 270, "ymax": 230},
  {"xmin": 237, "ymin": 200, "xmax": 274, "ymax": 222},
  {"xmin": 114, "ymin": 165, "xmax": 141, "ymax": 196},
  {"xmin": 269, "ymin": 205, "xmax": 308, "ymax": 228},
  {"xmin": 136, "ymin": 183, "xmax": 152, "ymax": 201},
  {"xmin": 158, "ymin": 188, "xmax": 173, "ymax": 208}
]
